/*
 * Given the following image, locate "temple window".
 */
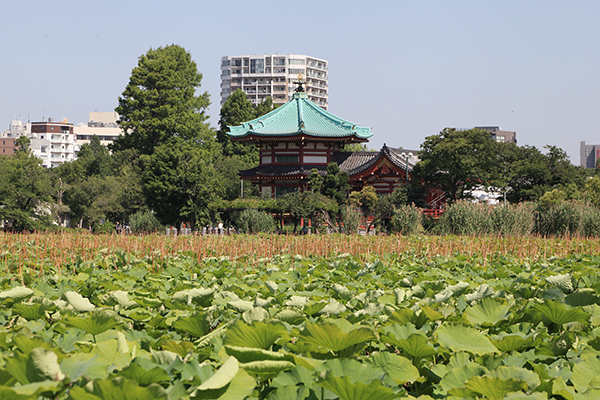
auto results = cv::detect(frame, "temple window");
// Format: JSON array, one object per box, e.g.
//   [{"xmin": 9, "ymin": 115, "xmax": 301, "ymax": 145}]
[{"xmin": 275, "ymin": 155, "xmax": 299, "ymax": 163}]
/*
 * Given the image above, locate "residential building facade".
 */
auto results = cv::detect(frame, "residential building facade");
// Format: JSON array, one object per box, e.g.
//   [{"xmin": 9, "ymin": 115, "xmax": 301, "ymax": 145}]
[
  {"xmin": 30, "ymin": 119, "xmax": 76, "ymax": 168},
  {"xmin": 580, "ymin": 141, "xmax": 600, "ymax": 169},
  {"xmin": 74, "ymin": 112, "xmax": 122, "ymax": 148},
  {"xmin": 475, "ymin": 126, "xmax": 517, "ymax": 144},
  {"xmin": 220, "ymin": 54, "xmax": 328, "ymax": 109},
  {"xmin": 1, "ymin": 119, "xmax": 30, "ymax": 156}
]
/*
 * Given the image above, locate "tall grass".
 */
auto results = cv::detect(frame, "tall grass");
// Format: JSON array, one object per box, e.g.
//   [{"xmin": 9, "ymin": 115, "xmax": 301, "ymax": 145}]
[
  {"xmin": 235, "ymin": 209, "xmax": 275, "ymax": 234},
  {"xmin": 434, "ymin": 200, "xmax": 600, "ymax": 238},
  {"xmin": 492, "ymin": 202, "xmax": 535, "ymax": 236},
  {"xmin": 535, "ymin": 201, "xmax": 600, "ymax": 237},
  {"xmin": 390, "ymin": 205, "xmax": 422, "ymax": 235},
  {"xmin": 435, "ymin": 201, "xmax": 493, "ymax": 236}
]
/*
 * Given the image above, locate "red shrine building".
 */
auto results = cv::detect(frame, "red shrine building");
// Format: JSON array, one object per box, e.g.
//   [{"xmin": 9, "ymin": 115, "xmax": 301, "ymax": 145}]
[{"xmin": 227, "ymin": 78, "xmax": 424, "ymax": 200}]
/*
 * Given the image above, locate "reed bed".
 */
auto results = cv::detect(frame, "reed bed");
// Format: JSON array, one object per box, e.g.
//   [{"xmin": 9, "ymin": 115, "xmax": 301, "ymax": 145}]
[{"xmin": 2, "ymin": 232, "xmax": 600, "ymax": 273}]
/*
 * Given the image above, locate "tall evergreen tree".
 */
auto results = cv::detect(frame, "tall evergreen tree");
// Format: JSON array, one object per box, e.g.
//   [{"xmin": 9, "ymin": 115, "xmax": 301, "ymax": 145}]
[{"xmin": 112, "ymin": 44, "xmax": 211, "ymax": 156}]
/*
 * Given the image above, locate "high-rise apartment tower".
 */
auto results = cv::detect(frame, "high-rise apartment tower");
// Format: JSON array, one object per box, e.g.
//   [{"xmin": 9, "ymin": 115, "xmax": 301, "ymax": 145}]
[{"xmin": 220, "ymin": 54, "xmax": 328, "ymax": 109}]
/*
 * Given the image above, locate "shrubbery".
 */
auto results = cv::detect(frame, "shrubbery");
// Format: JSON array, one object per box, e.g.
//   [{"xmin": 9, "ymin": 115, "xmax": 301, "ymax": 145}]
[
  {"xmin": 431, "ymin": 199, "xmax": 600, "ymax": 238},
  {"xmin": 235, "ymin": 209, "xmax": 275, "ymax": 234},
  {"xmin": 389, "ymin": 204, "xmax": 422, "ymax": 235},
  {"xmin": 129, "ymin": 210, "xmax": 164, "ymax": 234}
]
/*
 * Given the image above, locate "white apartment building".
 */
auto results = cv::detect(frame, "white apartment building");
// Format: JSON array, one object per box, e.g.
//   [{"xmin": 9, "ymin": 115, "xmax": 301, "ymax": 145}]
[
  {"xmin": 30, "ymin": 119, "xmax": 76, "ymax": 168},
  {"xmin": 220, "ymin": 54, "xmax": 328, "ymax": 109},
  {"xmin": 2, "ymin": 117, "xmax": 76, "ymax": 167},
  {"xmin": 74, "ymin": 112, "xmax": 122, "ymax": 148}
]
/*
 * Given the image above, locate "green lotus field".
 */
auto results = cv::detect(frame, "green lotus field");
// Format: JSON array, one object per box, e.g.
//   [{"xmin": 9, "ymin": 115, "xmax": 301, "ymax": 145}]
[{"xmin": 2, "ymin": 235, "xmax": 600, "ymax": 399}]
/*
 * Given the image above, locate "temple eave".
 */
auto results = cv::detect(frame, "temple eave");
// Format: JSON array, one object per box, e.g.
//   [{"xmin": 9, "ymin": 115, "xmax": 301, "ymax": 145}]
[{"xmin": 231, "ymin": 133, "xmax": 370, "ymax": 143}]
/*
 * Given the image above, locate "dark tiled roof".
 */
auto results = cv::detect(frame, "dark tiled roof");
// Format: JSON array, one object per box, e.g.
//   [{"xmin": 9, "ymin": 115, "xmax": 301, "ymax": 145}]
[{"xmin": 239, "ymin": 146, "xmax": 420, "ymax": 178}]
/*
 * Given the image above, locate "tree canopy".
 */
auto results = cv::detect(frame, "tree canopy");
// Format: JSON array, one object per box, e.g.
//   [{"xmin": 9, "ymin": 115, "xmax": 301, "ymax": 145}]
[
  {"xmin": 0, "ymin": 151, "xmax": 54, "ymax": 231},
  {"xmin": 112, "ymin": 44, "xmax": 211, "ymax": 156},
  {"xmin": 413, "ymin": 128, "xmax": 502, "ymax": 204},
  {"xmin": 217, "ymin": 89, "xmax": 276, "ymax": 164},
  {"xmin": 140, "ymin": 140, "xmax": 223, "ymax": 230},
  {"xmin": 505, "ymin": 144, "xmax": 585, "ymax": 202}
]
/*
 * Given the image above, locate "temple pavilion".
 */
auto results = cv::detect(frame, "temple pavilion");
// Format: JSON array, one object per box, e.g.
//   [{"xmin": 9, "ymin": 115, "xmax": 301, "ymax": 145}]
[{"xmin": 227, "ymin": 78, "xmax": 419, "ymax": 198}]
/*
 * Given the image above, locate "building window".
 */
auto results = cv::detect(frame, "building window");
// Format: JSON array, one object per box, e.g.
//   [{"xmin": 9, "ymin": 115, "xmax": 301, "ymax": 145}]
[
  {"xmin": 289, "ymin": 59, "xmax": 305, "ymax": 65},
  {"xmin": 250, "ymin": 59, "xmax": 264, "ymax": 74},
  {"xmin": 275, "ymin": 155, "xmax": 299, "ymax": 163}
]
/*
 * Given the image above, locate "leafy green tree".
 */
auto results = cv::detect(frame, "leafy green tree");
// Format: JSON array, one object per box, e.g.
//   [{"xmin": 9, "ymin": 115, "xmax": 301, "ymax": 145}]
[
  {"xmin": 376, "ymin": 185, "xmax": 410, "ymax": 231},
  {"xmin": 217, "ymin": 89, "xmax": 254, "ymax": 146},
  {"xmin": 413, "ymin": 128, "xmax": 502, "ymax": 204},
  {"xmin": 277, "ymin": 190, "xmax": 337, "ymax": 233},
  {"xmin": 56, "ymin": 140, "xmax": 144, "ymax": 228},
  {"xmin": 253, "ymin": 96, "xmax": 275, "ymax": 118},
  {"xmin": 0, "ymin": 152, "xmax": 54, "ymax": 231},
  {"xmin": 113, "ymin": 44, "xmax": 211, "ymax": 156},
  {"xmin": 76, "ymin": 135, "xmax": 112, "ymax": 177},
  {"xmin": 321, "ymin": 162, "xmax": 351, "ymax": 206},
  {"xmin": 218, "ymin": 90, "xmax": 277, "ymax": 165},
  {"xmin": 215, "ymin": 154, "xmax": 259, "ymax": 201},
  {"xmin": 341, "ymin": 143, "xmax": 373, "ymax": 152},
  {"xmin": 506, "ymin": 145, "xmax": 585, "ymax": 203},
  {"xmin": 583, "ymin": 176, "xmax": 600, "ymax": 207},
  {"xmin": 15, "ymin": 136, "xmax": 31, "ymax": 153},
  {"xmin": 349, "ymin": 185, "xmax": 378, "ymax": 231},
  {"xmin": 139, "ymin": 139, "xmax": 224, "ymax": 231}
]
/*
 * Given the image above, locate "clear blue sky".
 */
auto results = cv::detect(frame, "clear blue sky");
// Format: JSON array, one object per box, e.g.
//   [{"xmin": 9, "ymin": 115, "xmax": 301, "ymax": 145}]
[{"xmin": 2, "ymin": 0, "xmax": 599, "ymax": 163}]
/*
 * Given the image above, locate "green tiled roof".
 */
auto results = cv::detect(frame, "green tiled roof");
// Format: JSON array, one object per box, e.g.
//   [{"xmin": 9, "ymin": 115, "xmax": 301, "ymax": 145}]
[{"xmin": 227, "ymin": 92, "xmax": 373, "ymax": 139}]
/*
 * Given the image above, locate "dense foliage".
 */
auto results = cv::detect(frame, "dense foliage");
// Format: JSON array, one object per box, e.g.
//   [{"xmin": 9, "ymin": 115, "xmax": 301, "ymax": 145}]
[
  {"xmin": 3, "ymin": 245, "xmax": 600, "ymax": 399},
  {"xmin": 112, "ymin": 44, "xmax": 211, "ymax": 156}
]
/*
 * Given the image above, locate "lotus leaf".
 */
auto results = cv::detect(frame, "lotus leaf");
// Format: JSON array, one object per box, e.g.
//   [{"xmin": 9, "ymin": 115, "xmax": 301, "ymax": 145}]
[
  {"xmin": 316, "ymin": 371, "xmax": 398, "ymax": 400},
  {"xmin": 365, "ymin": 352, "xmax": 420, "ymax": 384},
  {"xmin": 465, "ymin": 297, "xmax": 511, "ymax": 326},
  {"xmin": 298, "ymin": 322, "xmax": 376, "ymax": 354},
  {"xmin": 391, "ymin": 333, "xmax": 437, "ymax": 360},
  {"xmin": 435, "ymin": 323, "xmax": 498, "ymax": 355},
  {"xmin": 172, "ymin": 288, "xmax": 214, "ymax": 306},
  {"xmin": 0, "ymin": 286, "xmax": 34, "ymax": 301},
  {"xmin": 224, "ymin": 320, "xmax": 288, "ymax": 349},
  {"xmin": 439, "ymin": 364, "xmax": 488, "ymax": 394},
  {"xmin": 172, "ymin": 312, "xmax": 211, "ymax": 338},
  {"xmin": 64, "ymin": 310, "xmax": 121, "ymax": 337},
  {"xmin": 63, "ymin": 291, "xmax": 96, "ymax": 312},
  {"xmin": 60, "ymin": 353, "xmax": 109, "ymax": 381},
  {"xmin": 462, "ymin": 376, "xmax": 528, "ymax": 399},
  {"xmin": 26, "ymin": 347, "xmax": 65, "ymax": 382},
  {"xmin": 68, "ymin": 377, "xmax": 167, "ymax": 400},
  {"xmin": 117, "ymin": 362, "xmax": 171, "ymax": 387},
  {"xmin": 193, "ymin": 358, "xmax": 256, "ymax": 400},
  {"xmin": 533, "ymin": 300, "xmax": 590, "ymax": 326},
  {"xmin": 572, "ymin": 355, "xmax": 600, "ymax": 393},
  {"xmin": 546, "ymin": 273, "xmax": 574, "ymax": 294},
  {"xmin": 242, "ymin": 306, "xmax": 270, "ymax": 323},
  {"xmin": 239, "ymin": 360, "xmax": 295, "ymax": 379}
]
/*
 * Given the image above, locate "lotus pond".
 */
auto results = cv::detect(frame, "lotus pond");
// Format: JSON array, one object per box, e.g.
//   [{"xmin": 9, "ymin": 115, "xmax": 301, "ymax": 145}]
[{"xmin": 2, "ymin": 234, "xmax": 600, "ymax": 399}]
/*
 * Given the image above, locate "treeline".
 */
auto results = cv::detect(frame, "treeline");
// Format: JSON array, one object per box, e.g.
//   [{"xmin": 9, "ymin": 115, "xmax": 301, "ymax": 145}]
[{"xmin": 1, "ymin": 44, "xmax": 599, "ymax": 236}]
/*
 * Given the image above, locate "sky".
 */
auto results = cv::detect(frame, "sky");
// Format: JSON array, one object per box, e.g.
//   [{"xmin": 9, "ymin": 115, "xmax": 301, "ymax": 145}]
[{"xmin": 1, "ymin": 0, "xmax": 599, "ymax": 163}]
